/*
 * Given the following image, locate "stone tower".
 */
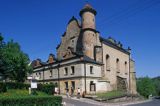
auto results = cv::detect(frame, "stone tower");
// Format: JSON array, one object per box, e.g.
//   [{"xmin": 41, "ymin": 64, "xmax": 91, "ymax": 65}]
[{"xmin": 80, "ymin": 4, "xmax": 97, "ymax": 59}]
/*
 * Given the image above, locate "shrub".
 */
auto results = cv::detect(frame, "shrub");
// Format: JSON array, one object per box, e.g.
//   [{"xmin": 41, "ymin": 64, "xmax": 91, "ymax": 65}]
[
  {"xmin": 0, "ymin": 83, "xmax": 7, "ymax": 93},
  {"xmin": 37, "ymin": 83, "xmax": 55, "ymax": 95},
  {"xmin": 6, "ymin": 82, "xmax": 30, "ymax": 89},
  {"xmin": 0, "ymin": 82, "xmax": 30, "ymax": 93},
  {"xmin": 0, "ymin": 96, "xmax": 62, "ymax": 106},
  {"xmin": 0, "ymin": 82, "xmax": 55, "ymax": 95}
]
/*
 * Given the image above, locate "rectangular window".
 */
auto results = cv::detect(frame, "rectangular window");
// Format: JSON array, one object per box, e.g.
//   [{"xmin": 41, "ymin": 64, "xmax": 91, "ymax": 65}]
[
  {"xmin": 65, "ymin": 82, "xmax": 68, "ymax": 89},
  {"xmin": 50, "ymin": 70, "xmax": 52, "ymax": 77},
  {"xmin": 64, "ymin": 67, "xmax": 68, "ymax": 76},
  {"xmin": 71, "ymin": 66, "xmax": 75, "ymax": 75},
  {"xmin": 90, "ymin": 66, "xmax": 93, "ymax": 74},
  {"xmin": 125, "ymin": 61, "xmax": 128, "ymax": 75},
  {"xmin": 71, "ymin": 81, "xmax": 75, "ymax": 90},
  {"xmin": 39, "ymin": 72, "xmax": 41, "ymax": 79}
]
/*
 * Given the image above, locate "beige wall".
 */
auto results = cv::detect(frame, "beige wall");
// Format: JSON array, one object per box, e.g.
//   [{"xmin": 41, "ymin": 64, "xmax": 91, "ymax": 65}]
[
  {"xmin": 102, "ymin": 43, "xmax": 130, "ymax": 90},
  {"xmin": 130, "ymin": 60, "xmax": 137, "ymax": 94}
]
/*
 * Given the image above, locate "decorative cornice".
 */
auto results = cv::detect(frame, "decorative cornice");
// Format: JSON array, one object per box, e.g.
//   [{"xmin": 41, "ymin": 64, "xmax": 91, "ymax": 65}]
[
  {"xmin": 81, "ymin": 28, "xmax": 99, "ymax": 33},
  {"xmin": 37, "ymin": 76, "xmax": 101, "ymax": 82},
  {"xmin": 79, "ymin": 8, "xmax": 97, "ymax": 17},
  {"xmin": 100, "ymin": 36, "xmax": 130, "ymax": 55}
]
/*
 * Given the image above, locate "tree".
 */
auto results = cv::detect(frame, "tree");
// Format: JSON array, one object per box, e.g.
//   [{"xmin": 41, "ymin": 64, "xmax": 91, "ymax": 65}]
[
  {"xmin": 0, "ymin": 35, "xmax": 32, "ymax": 82},
  {"xmin": 0, "ymin": 34, "xmax": 6, "ymax": 77},
  {"xmin": 137, "ymin": 77, "xmax": 156, "ymax": 98},
  {"xmin": 153, "ymin": 76, "xmax": 160, "ymax": 96}
]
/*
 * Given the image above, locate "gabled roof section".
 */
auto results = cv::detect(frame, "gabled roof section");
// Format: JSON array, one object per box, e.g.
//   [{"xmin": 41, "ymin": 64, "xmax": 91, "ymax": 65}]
[
  {"xmin": 67, "ymin": 16, "xmax": 81, "ymax": 28},
  {"xmin": 31, "ymin": 58, "xmax": 47, "ymax": 69}
]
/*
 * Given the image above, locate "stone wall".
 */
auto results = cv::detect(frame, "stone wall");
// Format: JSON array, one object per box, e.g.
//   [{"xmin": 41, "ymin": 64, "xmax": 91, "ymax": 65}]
[
  {"xmin": 57, "ymin": 19, "xmax": 80, "ymax": 60},
  {"xmin": 129, "ymin": 59, "xmax": 137, "ymax": 94},
  {"xmin": 102, "ymin": 43, "xmax": 130, "ymax": 90}
]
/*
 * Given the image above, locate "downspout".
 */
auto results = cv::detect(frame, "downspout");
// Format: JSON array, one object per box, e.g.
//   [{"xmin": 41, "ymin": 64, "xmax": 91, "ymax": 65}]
[
  {"xmin": 84, "ymin": 62, "xmax": 86, "ymax": 94},
  {"xmin": 128, "ymin": 49, "xmax": 131, "ymax": 93},
  {"xmin": 43, "ymin": 67, "xmax": 45, "ymax": 84},
  {"xmin": 58, "ymin": 63, "xmax": 60, "ymax": 94}
]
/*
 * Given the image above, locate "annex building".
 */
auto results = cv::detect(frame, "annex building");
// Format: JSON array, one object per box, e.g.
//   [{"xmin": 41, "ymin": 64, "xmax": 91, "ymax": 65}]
[{"xmin": 31, "ymin": 4, "xmax": 137, "ymax": 95}]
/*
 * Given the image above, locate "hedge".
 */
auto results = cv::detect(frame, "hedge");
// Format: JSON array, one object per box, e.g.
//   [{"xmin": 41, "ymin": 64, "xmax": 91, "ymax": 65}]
[
  {"xmin": 0, "ymin": 82, "xmax": 30, "ymax": 91},
  {"xmin": 0, "ymin": 96, "xmax": 62, "ymax": 106},
  {"xmin": 0, "ymin": 82, "xmax": 56, "ymax": 95},
  {"xmin": 37, "ymin": 83, "xmax": 55, "ymax": 95}
]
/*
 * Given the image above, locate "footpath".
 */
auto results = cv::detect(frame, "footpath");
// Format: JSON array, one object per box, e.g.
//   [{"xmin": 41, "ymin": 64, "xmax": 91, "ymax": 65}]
[{"xmin": 61, "ymin": 95, "xmax": 152, "ymax": 106}]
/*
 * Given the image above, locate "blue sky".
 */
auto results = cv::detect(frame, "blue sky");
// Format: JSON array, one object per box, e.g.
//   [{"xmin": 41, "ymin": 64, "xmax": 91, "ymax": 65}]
[{"xmin": 0, "ymin": 0, "xmax": 160, "ymax": 78}]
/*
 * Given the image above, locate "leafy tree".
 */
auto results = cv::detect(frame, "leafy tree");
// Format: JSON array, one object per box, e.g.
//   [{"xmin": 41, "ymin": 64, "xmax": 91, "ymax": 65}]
[
  {"xmin": 153, "ymin": 77, "xmax": 160, "ymax": 96},
  {"xmin": 0, "ymin": 34, "xmax": 6, "ymax": 77},
  {"xmin": 137, "ymin": 77, "xmax": 156, "ymax": 98},
  {"xmin": 0, "ymin": 34, "xmax": 32, "ymax": 82}
]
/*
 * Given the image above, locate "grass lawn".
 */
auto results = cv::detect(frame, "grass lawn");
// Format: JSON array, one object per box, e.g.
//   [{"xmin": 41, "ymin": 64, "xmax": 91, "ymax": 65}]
[
  {"xmin": 96, "ymin": 90, "xmax": 126, "ymax": 99},
  {"xmin": 0, "ymin": 89, "xmax": 49, "ymax": 98}
]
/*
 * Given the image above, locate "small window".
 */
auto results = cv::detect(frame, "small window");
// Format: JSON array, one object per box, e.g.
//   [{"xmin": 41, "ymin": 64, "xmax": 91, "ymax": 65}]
[
  {"xmin": 106, "ymin": 55, "xmax": 110, "ymax": 71},
  {"xmin": 90, "ymin": 66, "xmax": 93, "ymax": 74},
  {"xmin": 39, "ymin": 72, "xmax": 41, "ymax": 78},
  {"xmin": 125, "ymin": 61, "xmax": 127, "ymax": 74},
  {"xmin": 116, "ymin": 58, "xmax": 120, "ymax": 72},
  {"xmin": 71, "ymin": 66, "xmax": 75, "ymax": 75},
  {"xmin": 64, "ymin": 67, "xmax": 68, "ymax": 76},
  {"xmin": 50, "ymin": 70, "xmax": 52, "ymax": 77}
]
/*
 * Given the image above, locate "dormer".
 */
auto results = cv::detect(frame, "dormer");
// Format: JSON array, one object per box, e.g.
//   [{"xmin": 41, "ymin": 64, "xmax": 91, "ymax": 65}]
[{"xmin": 47, "ymin": 53, "xmax": 55, "ymax": 64}]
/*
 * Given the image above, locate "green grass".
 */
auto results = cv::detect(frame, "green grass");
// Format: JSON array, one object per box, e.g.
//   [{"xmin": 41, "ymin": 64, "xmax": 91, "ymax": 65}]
[
  {"xmin": 96, "ymin": 90, "xmax": 126, "ymax": 99},
  {"xmin": 0, "ymin": 89, "xmax": 48, "ymax": 98}
]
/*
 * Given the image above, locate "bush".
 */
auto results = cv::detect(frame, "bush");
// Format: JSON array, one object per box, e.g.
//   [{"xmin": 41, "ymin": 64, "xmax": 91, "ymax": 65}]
[
  {"xmin": 6, "ymin": 82, "xmax": 30, "ymax": 89},
  {"xmin": 0, "ymin": 82, "xmax": 30, "ymax": 90},
  {"xmin": 0, "ymin": 83, "xmax": 7, "ymax": 93},
  {"xmin": 0, "ymin": 82, "xmax": 30, "ymax": 93},
  {"xmin": 0, "ymin": 82, "xmax": 55, "ymax": 95},
  {"xmin": 37, "ymin": 83, "xmax": 55, "ymax": 95},
  {"xmin": 0, "ymin": 96, "xmax": 62, "ymax": 106}
]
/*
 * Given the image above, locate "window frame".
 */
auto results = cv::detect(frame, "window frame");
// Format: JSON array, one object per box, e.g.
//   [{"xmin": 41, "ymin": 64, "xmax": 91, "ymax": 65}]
[
  {"xmin": 71, "ymin": 66, "xmax": 75, "ymax": 75},
  {"xmin": 64, "ymin": 67, "xmax": 68, "ymax": 76},
  {"xmin": 90, "ymin": 66, "xmax": 94, "ymax": 74}
]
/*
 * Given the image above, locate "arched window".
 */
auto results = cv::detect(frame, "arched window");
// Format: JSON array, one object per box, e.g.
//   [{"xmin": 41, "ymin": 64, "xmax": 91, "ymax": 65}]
[
  {"xmin": 116, "ymin": 58, "xmax": 120, "ymax": 72},
  {"xmin": 106, "ymin": 55, "xmax": 110, "ymax": 71},
  {"xmin": 125, "ymin": 61, "xmax": 127, "ymax": 74}
]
